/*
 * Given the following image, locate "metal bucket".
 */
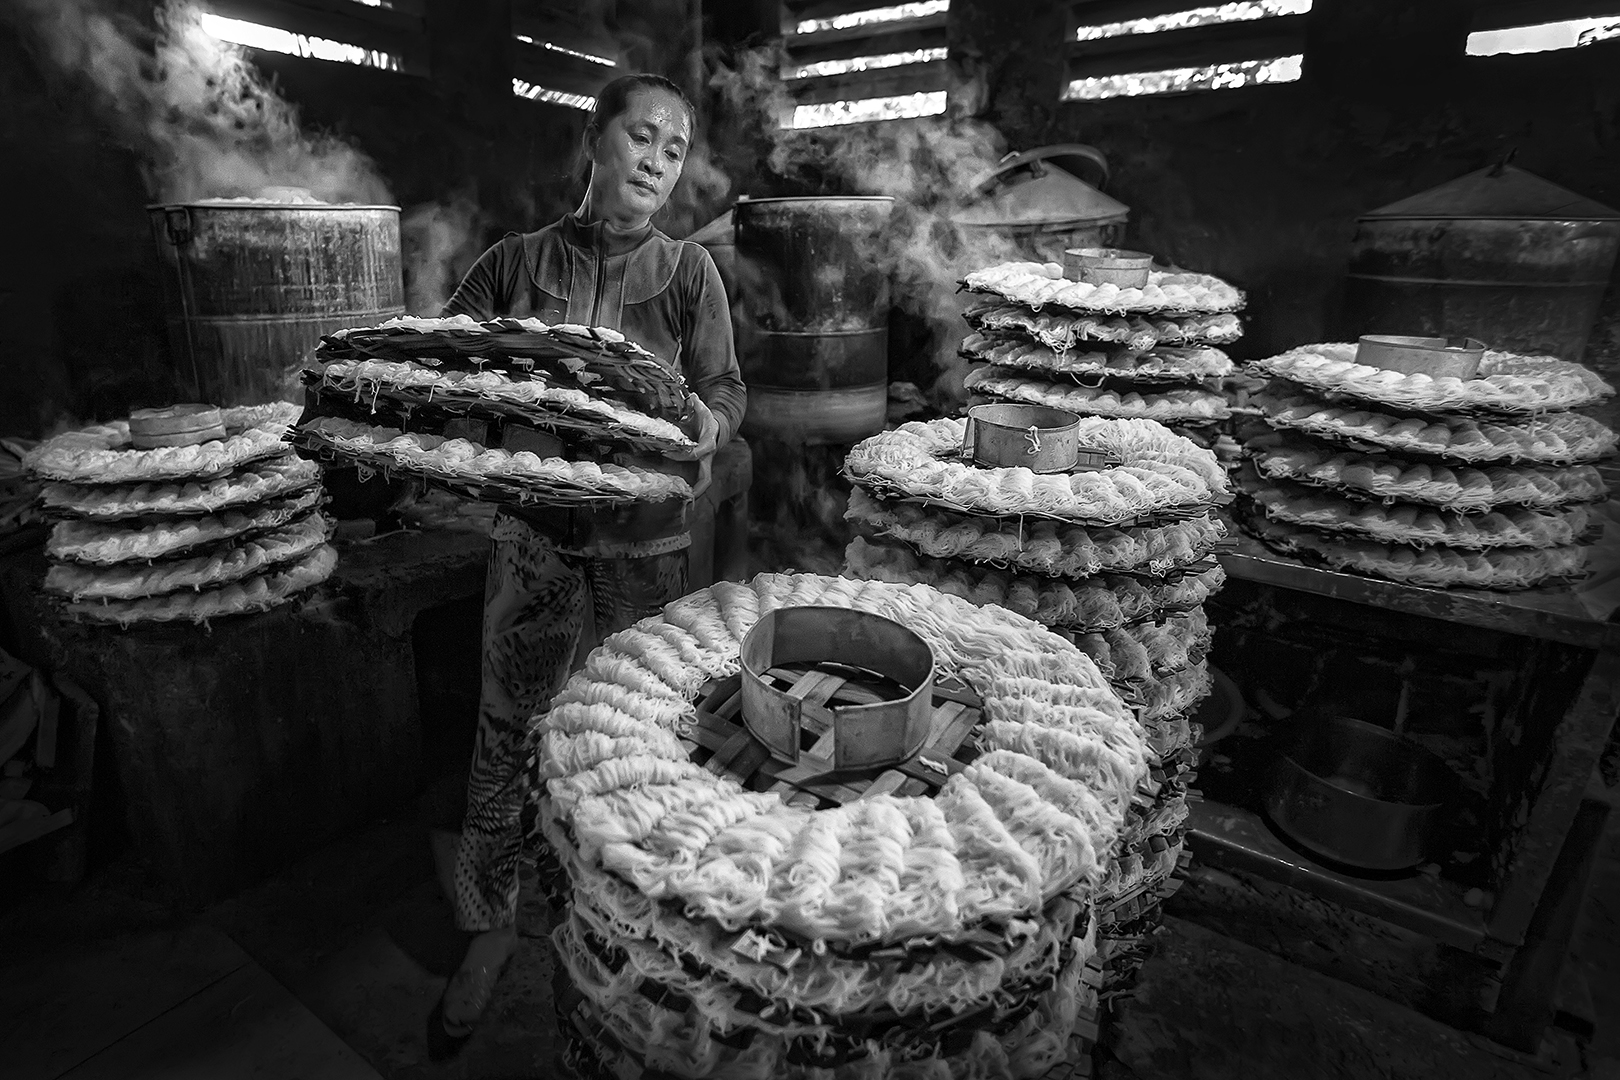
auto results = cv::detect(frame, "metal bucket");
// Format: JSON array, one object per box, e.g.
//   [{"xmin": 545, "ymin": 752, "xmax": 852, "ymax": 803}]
[
  {"xmin": 962, "ymin": 402, "xmax": 1082, "ymax": 473},
  {"xmin": 740, "ymin": 606, "xmax": 935, "ymax": 771},
  {"xmin": 1264, "ymin": 714, "xmax": 1457, "ymax": 871},
  {"xmin": 732, "ymin": 196, "xmax": 895, "ymax": 445},
  {"xmin": 148, "ymin": 201, "xmax": 406, "ymax": 405}
]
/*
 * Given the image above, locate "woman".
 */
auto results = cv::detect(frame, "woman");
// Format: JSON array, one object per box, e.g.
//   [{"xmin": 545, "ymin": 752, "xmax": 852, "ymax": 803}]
[{"xmin": 431, "ymin": 73, "xmax": 745, "ymax": 1041}]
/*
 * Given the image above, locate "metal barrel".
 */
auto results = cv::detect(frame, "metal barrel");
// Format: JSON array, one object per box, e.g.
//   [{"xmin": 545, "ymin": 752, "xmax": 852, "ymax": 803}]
[
  {"xmin": 1344, "ymin": 217, "xmax": 1620, "ymax": 363},
  {"xmin": 148, "ymin": 202, "xmax": 406, "ymax": 405},
  {"xmin": 732, "ymin": 196, "xmax": 894, "ymax": 445}
]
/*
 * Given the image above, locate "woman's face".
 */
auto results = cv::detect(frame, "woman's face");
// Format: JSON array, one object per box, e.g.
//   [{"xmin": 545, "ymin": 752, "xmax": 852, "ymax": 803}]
[{"xmin": 587, "ymin": 88, "xmax": 691, "ymax": 226}]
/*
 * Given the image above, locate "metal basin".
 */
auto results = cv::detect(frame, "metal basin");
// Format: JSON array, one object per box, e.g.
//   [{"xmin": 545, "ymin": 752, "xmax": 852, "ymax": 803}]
[
  {"xmin": 1265, "ymin": 715, "xmax": 1456, "ymax": 871},
  {"xmin": 739, "ymin": 606, "xmax": 934, "ymax": 772},
  {"xmin": 1355, "ymin": 334, "xmax": 1486, "ymax": 379},
  {"xmin": 962, "ymin": 402, "xmax": 1083, "ymax": 473},
  {"xmin": 1064, "ymin": 247, "xmax": 1153, "ymax": 288}
]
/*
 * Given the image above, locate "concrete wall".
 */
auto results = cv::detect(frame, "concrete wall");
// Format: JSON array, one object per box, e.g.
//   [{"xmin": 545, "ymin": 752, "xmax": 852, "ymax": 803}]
[{"xmin": 949, "ymin": 0, "xmax": 1620, "ymax": 375}]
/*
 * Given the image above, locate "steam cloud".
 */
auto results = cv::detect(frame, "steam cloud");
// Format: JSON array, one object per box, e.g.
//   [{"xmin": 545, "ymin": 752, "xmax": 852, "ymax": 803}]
[
  {"xmin": 7, "ymin": 0, "xmax": 390, "ymax": 204},
  {"xmin": 704, "ymin": 43, "xmax": 1027, "ymax": 404},
  {"xmin": 402, "ymin": 191, "xmax": 489, "ymax": 316}
]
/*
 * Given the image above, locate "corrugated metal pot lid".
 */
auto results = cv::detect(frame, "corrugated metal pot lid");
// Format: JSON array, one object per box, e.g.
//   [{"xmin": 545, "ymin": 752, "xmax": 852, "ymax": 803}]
[
  {"xmin": 951, "ymin": 145, "xmax": 1130, "ymax": 229},
  {"xmin": 1361, "ymin": 164, "xmax": 1620, "ymax": 222}
]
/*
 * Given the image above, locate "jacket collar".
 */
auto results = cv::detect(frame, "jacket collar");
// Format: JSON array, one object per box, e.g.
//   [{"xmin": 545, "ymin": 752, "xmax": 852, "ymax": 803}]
[{"xmin": 560, "ymin": 212, "xmax": 660, "ymax": 258}]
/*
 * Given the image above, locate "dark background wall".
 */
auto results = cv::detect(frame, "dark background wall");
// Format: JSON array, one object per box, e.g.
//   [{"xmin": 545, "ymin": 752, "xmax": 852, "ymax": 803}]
[
  {"xmin": 949, "ymin": 0, "xmax": 1620, "ymax": 376},
  {"xmin": 3, "ymin": 0, "xmax": 1619, "ymax": 437}
]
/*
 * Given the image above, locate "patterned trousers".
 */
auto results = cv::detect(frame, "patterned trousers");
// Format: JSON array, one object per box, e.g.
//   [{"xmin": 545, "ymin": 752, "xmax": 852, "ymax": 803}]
[{"xmin": 450, "ymin": 510, "xmax": 688, "ymax": 932}]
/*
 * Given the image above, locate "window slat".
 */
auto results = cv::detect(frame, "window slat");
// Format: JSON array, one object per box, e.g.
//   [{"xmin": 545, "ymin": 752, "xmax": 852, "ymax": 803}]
[
  {"xmin": 204, "ymin": 0, "xmax": 427, "ymax": 72},
  {"xmin": 1469, "ymin": 0, "xmax": 1620, "ymax": 31},
  {"xmin": 1070, "ymin": 0, "xmax": 1249, "ymax": 26},
  {"xmin": 1068, "ymin": 12, "xmax": 1306, "ymax": 60},
  {"xmin": 785, "ymin": 0, "xmax": 938, "ymax": 17},
  {"xmin": 511, "ymin": 18, "xmax": 620, "ymax": 65},
  {"xmin": 786, "ymin": 59, "xmax": 949, "ymax": 104},
  {"xmin": 512, "ymin": 53, "xmax": 615, "ymax": 97},
  {"xmin": 783, "ymin": 23, "xmax": 947, "ymax": 66},
  {"xmin": 782, "ymin": 10, "xmax": 949, "ymax": 50},
  {"xmin": 1066, "ymin": 16, "xmax": 1306, "ymax": 77}
]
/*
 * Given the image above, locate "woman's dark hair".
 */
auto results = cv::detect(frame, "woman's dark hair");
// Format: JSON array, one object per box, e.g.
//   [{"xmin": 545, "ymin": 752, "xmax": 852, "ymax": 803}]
[{"xmin": 587, "ymin": 73, "xmax": 696, "ymax": 138}]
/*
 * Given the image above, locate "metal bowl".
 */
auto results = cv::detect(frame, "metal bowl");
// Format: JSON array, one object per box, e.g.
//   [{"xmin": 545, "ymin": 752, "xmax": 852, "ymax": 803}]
[{"xmin": 1264, "ymin": 714, "xmax": 1457, "ymax": 871}]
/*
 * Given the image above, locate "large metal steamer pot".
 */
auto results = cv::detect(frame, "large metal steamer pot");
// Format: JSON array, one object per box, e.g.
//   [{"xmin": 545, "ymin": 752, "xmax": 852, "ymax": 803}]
[
  {"xmin": 948, "ymin": 144, "xmax": 1129, "ymax": 264},
  {"xmin": 732, "ymin": 195, "xmax": 895, "ymax": 445},
  {"xmin": 148, "ymin": 201, "xmax": 406, "ymax": 405},
  {"xmin": 1345, "ymin": 164, "xmax": 1620, "ymax": 363}
]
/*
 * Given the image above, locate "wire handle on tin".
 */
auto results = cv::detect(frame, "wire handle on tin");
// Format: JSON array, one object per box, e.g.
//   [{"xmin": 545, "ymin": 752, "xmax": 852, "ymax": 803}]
[{"xmin": 1025, "ymin": 425, "xmax": 1042, "ymax": 455}]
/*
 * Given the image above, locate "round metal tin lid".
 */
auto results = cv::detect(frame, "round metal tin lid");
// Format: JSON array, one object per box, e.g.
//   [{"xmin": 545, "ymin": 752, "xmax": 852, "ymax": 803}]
[{"xmin": 1359, "ymin": 164, "xmax": 1620, "ymax": 223}]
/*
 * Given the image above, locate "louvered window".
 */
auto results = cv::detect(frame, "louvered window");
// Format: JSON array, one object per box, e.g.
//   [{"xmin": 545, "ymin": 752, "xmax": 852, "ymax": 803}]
[
  {"xmin": 511, "ymin": 0, "xmax": 620, "ymax": 110},
  {"xmin": 200, "ymin": 0, "xmax": 427, "ymax": 74},
  {"xmin": 1465, "ymin": 1, "xmax": 1620, "ymax": 55},
  {"xmin": 779, "ymin": 1, "xmax": 951, "ymax": 129},
  {"xmin": 1062, "ymin": 0, "xmax": 1309, "ymax": 101}
]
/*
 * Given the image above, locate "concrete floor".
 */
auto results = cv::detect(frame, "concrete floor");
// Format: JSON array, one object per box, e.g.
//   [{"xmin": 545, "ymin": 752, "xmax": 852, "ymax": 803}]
[{"xmin": 4, "ymin": 786, "xmax": 1616, "ymax": 1080}]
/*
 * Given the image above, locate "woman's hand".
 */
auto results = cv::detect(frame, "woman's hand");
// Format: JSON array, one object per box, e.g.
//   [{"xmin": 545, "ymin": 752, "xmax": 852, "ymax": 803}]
[{"xmin": 664, "ymin": 393, "xmax": 719, "ymax": 498}]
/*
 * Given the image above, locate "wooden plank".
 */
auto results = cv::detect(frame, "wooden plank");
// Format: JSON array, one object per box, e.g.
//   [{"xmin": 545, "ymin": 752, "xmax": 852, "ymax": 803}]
[
  {"xmin": 1069, "ymin": 0, "xmax": 1248, "ymax": 30},
  {"xmin": 783, "ymin": 24, "xmax": 948, "ymax": 68},
  {"xmin": 1470, "ymin": 0, "xmax": 1620, "ymax": 32},
  {"xmin": 858, "ymin": 770, "xmax": 911, "ymax": 799},
  {"xmin": 1486, "ymin": 799, "xmax": 1610, "ymax": 1049},
  {"xmin": 1065, "ymin": 18, "xmax": 1308, "ymax": 78},
  {"xmin": 925, "ymin": 699, "xmax": 981, "ymax": 759},
  {"xmin": 712, "ymin": 730, "xmax": 768, "ymax": 779},
  {"xmin": 1219, "ymin": 538, "xmax": 1617, "ymax": 650},
  {"xmin": 932, "ymin": 677, "xmax": 983, "ymax": 707},
  {"xmin": 0, "ymin": 925, "xmax": 251, "ymax": 1080},
  {"xmin": 782, "ymin": 10, "xmax": 948, "ymax": 46},
  {"xmin": 206, "ymin": 0, "xmax": 429, "ymax": 74},
  {"xmin": 1187, "ymin": 798, "xmax": 1489, "ymax": 950},
  {"xmin": 787, "ymin": 60, "xmax": 949, "ymax": 105},
  {"xmin": 1489, "ymin": 648, "xmax": 1620, "ymax": 945},
  {"xmin": 61, "ymin": 958, "xmax": 382, "ymax": 1080}
]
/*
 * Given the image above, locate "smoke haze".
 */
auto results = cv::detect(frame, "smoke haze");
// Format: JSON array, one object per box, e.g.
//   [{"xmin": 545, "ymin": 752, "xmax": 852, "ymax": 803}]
[
  {"xmin": 704, "ymin": 43, "xmax": 1026, "ymax": 403},
  {"xmin": 6, "ymin": 0, "xmax": 390, "ymax": 204},
  {"xmin": 402, "ymin": 191, "xmax": 489, "ymax": 316}
]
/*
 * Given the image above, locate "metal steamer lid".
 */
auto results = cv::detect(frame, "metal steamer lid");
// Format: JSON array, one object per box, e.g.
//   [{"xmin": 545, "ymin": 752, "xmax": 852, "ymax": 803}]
[
  {"xmin": 739, "ymin": 606, "xmax": 936, "ymax": 772},
  {"xmin": 1359, "ymin": 164, "xmax": 1620, "ymax": 223},
  {"xmin": 951, "ymin": 144, "xmax": 1129, "ymax": 230}
]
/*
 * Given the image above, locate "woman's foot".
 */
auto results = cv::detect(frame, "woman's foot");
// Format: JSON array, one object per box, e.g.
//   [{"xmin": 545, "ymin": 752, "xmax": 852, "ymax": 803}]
[{"xmin": 440, "ymin": 925, "xmax": 518, "ymax": 1039}]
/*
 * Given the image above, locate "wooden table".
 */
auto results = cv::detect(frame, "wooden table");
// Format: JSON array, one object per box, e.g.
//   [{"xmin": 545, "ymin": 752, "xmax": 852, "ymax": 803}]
[
  {"xmin": 0, "ymin": 530, "xmax": 490, "ymax": 906},
  {"xmin": 1182, "ymin": 537, "xmax": 1617, "ymax": 1048}
]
